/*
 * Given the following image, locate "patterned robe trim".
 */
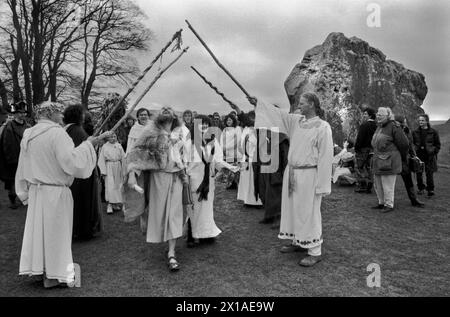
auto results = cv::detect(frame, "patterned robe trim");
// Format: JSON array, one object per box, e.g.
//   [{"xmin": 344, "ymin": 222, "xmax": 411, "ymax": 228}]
[{"xmin": 278, "ymin": 232, "xmax": 323, "ymax": 248}]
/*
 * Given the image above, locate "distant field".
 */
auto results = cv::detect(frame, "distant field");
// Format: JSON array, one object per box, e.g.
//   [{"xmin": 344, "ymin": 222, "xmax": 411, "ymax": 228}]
[{"xmin": 431, "ymin": 121, "xmax": 447, "ymax": 127}]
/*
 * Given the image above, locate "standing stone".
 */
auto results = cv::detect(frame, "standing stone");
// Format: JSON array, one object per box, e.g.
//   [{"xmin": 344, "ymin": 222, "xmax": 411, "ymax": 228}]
[{"xmin": 285, "ymin": 32, "xmax": 427, "ymax": 145}]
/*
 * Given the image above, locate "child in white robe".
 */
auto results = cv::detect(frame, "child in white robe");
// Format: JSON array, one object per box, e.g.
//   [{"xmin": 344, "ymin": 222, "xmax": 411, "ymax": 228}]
[{"xmin": 98, "ymin": 133, "xmax": 125, "ymax": 214}]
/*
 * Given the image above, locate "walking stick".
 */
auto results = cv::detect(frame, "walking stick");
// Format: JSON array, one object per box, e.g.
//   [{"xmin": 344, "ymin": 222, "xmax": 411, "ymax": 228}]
[
  {"xmin": 190, "ymin": 66, "xmax": 240, "ymax": 111},
  {"xmin": 93, "ymin": 29, "xmax": 183, "ymax": 136},
  {"xmin": 185, "ymin": 20, "xmax": 252, "ymax": 99},
  {"xmin": 109, "ymin": 47, "xmax": 190, "ymax": 133}
]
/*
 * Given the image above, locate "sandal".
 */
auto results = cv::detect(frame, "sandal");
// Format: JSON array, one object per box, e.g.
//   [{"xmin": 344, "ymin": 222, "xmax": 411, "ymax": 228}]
[{"xmin": 168, "ymin": 256, "xmax": 180, "ymax": 272}]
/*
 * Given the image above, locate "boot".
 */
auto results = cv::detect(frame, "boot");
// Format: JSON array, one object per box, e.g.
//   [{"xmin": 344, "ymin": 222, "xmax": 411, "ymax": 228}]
[{"xmin": 366, "ymin": 182, "xmax": 373, "ymax": 194}]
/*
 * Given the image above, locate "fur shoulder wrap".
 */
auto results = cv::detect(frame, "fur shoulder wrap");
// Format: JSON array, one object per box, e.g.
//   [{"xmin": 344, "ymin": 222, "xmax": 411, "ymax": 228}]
[{"xmin": 126, "ymin": 121, "xmax": 170, "ymax": 172}]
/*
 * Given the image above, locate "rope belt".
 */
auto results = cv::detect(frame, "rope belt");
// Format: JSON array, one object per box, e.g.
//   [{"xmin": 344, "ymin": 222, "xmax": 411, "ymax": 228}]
[
  {"xmin": 30, "ymin": 182, "xmax": 68, "ymax": 188},
  {"xmin": 292, "ymin": 165, "xmax": 317, "ymax": 170},
  {"xmin": 106, "ymin": 159, "xmax": 121, "ymax": 162},
  {"xmin": 288, "ymin": 165, "xmax": 317, "ymax": 196}
]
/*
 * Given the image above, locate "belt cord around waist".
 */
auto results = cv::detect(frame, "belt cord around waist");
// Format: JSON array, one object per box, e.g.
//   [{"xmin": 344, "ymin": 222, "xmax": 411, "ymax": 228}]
[
  {"xmin": 291, "ymin": 165, "xmax": 317, "ymax": 170},
  {"xmin": 29, "ymin": 182, "xmax": 68, "ymax": 188}
]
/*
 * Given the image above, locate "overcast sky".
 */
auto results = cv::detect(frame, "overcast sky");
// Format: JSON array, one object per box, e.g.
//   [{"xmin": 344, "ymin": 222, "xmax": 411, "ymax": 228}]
[{"xmin": 129, "ymin": 0, "xmax": 449, "ymax": 120}]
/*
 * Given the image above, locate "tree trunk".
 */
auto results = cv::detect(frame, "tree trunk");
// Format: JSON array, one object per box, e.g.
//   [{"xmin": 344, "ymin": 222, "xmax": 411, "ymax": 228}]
[
  {"xmin": 31, "ymin": 0, "xmax": 45, "ymax": 105},
  {"xmin": 10, "ymin": 0, "xmax": 33, "ymax": 113},
  {"xmin": 0, "ymin": 77, "xmax": 9, "ymax": 113}
]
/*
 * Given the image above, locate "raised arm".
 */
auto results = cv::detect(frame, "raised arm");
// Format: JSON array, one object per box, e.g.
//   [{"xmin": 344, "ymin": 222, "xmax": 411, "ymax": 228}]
[{"xmin": 252, "ymin": 97, "xmax": 301, "ymax": 137}]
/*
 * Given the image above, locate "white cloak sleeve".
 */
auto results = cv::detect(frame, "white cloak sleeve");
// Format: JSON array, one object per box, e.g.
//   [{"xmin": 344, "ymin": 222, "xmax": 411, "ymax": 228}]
[
  {"xmin": 255, "ymin": 100, "xmax": 303, "ymax": 137},
  {"xmin": 53, "ymin": 128, "xmax": 97, "ymax": 179}
]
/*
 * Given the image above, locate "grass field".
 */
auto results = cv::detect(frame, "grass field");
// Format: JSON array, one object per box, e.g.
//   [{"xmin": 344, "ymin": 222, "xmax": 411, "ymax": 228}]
[
  {"xmin": 1, "ymin": 122, "xmax": 449, "ymax": 297},
  {"xmin": 1, "ymin": 165, "xmax": 449, "ymax": 297}
]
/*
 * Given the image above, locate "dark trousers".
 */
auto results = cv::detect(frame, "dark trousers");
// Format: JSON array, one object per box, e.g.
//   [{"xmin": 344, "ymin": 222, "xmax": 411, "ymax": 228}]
[
  {"xmin": 4, "ymin": 180, "xmax": 17, "ymax": 204},
  {"xmin": 355, "ymin": 148, "xmax": 373, "ymax": 189},
  {"xmin": 416, "ymin": 169, "xmax": 434, "ymax": 192},
  {"xmin": 401, "ymin": 171, "xmax": 418, "ymax": 203}
]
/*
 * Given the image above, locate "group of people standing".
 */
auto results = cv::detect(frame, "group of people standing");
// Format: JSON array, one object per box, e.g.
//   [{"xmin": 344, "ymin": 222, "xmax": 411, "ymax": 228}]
[
  {"xmin": 353, "ymin": 107, "xmax": 441, "ymax": 212},
  {"xmin": 0, "ymin": 91, "xmax": 442, "ymax": 288}
]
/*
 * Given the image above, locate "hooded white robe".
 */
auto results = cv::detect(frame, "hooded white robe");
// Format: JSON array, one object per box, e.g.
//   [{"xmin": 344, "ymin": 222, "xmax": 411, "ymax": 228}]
[{"xmin": 15, "ymin": 120, "xmax": 97, "ymax": 283}]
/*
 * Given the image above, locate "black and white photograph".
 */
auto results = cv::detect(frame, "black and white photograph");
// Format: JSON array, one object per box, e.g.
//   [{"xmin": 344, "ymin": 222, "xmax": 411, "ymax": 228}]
[{"xmin": 0, "ymin": 0, "xmax": 448, "ymax": 301}]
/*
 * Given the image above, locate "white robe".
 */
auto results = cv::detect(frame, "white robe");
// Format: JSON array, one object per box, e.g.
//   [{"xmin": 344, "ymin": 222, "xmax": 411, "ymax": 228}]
[
  {"xmin": 255, "ymin": 102, "xmax": 333, "ymax": 249},
  {"xmin": 15, "ymin": 120, "xmax": 97, "ymax": 283},
  {"xmin": 220, "ymin": 127, "xmax": 242, "ymax": 163},
  {"xmin": 184, "ymin": 139, "xmax": 235, "ymax": 238},
  {"xmin": 126, "ymin": 122, "xmax": 146, "ymax": 154},
  {"xmin": 98, "ymin": 142, "xmax": 125, "ymax": 204},
  {"xmin": 237, "ymin": 126, "xmax": 262, "ymax": 206}
]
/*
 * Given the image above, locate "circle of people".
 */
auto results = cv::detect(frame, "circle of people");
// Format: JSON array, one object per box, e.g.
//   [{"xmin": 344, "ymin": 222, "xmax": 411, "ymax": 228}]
[{"xmin": 0, "ymin": 93, "xmax": 441, "ymax": 288}]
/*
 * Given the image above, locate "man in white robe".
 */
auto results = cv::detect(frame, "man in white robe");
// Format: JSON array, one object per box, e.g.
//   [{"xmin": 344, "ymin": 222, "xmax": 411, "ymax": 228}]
[
  {"xmin": 252, "ymin": 93, "xmax": 333, "ymax": 267},
  {"xmin": 15, "ymin": 101, "xmax": 111, "ymax": 288}
]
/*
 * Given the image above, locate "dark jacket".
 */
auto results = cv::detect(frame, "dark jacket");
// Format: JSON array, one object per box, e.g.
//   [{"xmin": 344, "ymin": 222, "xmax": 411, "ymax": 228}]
[
  {"xmin": 371, "ymin": 120, "xmax": 409, "ymax": 175},
  {"xmin": 355, "ymin": 119, "xmax": 377, "ymax": 152},
  {"xmin": 412, "ymin": 126, "xmax": 440, "ymax": 172},
  {"xmin": 0, "ymin": 119, "xmax": 28, "ymax": 181},
  {"xmin": 66, "ymin": 124, "xmax": 102, "ymax": 239},
  {"xmin": 398, "ymin": 124, "xmax": 415, "ymax": 173}
]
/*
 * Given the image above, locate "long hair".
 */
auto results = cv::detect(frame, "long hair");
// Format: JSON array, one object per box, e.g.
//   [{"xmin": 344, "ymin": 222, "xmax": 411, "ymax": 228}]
[
  {"xmin": 302, "ymin": 92, "xmax": 325, "ymax": 119},
  {"xmin": 63, "ymin": 105, "xmax": 84, "ymax": 125},
  {"xmin": 223, "ymin": 114, "xmax": 237, "ymax": 128}
]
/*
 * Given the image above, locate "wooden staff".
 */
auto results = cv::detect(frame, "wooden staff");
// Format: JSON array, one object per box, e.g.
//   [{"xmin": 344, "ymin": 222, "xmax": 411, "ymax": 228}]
[
  {"xmin": 185, "ymin": 19, "xmax": 251, "ymax": 99},
  {"xmin": 94, "ymin": 29, "xmax": 183, "ymax": 136},
  {"xmin": 190, "ymin": 66, "xmax": 239, "ymax": 110},
  {"xmin": 109, "ymin": 47, "xmax": 190, "ymax": 133}
]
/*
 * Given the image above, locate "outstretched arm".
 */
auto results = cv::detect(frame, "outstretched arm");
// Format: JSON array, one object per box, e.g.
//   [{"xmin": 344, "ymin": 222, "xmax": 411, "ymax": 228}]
[{"xmin": 251, "ymin": 96, "xmax": 302, "ymax": 137}]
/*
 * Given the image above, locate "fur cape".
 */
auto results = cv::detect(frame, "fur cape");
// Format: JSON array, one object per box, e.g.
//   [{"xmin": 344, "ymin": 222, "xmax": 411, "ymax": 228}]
[{"xmin": 126, "ymin": 120, "xmax": 171, "ymax": 173}]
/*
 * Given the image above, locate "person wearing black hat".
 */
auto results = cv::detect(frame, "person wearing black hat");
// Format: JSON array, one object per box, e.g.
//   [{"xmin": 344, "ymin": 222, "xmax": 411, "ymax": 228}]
[{"xmin": 0, "ymin": 101, "xmax": 29, "ymax": 209}]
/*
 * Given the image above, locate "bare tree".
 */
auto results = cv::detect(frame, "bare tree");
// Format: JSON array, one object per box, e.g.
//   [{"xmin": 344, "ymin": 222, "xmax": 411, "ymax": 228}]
[
  {"xmin": 80, "ymin": 0, "xmax": 151, "ymax": 108},
  {"xmin": 0, "ymin": 0, "xmax": 152, "ymax": 114}
]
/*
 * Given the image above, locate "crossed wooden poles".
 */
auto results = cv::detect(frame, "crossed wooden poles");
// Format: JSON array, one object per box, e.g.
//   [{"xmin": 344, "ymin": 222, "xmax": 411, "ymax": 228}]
[{"xmin": 98, "ymin": 20, "xmax": 251, "ymax": 134}]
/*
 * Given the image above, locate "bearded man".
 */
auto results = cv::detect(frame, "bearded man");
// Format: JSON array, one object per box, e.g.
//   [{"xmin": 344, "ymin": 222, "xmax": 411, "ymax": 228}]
[{"xmin": 125, "ymin": 107, "xmax": 186, "ymax": 272}]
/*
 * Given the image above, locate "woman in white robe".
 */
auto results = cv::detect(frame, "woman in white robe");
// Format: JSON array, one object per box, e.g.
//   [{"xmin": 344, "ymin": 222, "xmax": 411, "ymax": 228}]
[
  {"xmin": 219, "ymin": 115, "xmax": 242, "ymax": 189},
  {"xmin": 98, "ymin": 133, "xmax": 126, "ymax": 213},
  {"xmin": 237, "ymin": 125, "xmax": 263, "ymax": 206},
  {"xmin": 15, "ymin": 101, "xmax": 110, "ymax": 287},
  {"xmin": 126, "ymin": 108, "xmax": 150, "ymax": 154},
  {"xmin": 184, "ymin": 115, "xmax": 238, "ymax": 244}
]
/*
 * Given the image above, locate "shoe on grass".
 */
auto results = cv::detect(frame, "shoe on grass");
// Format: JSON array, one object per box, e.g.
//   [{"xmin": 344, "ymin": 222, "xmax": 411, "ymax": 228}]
[
  {"xmin": 411, "ymin": 200, "xmax": 425, "ymax": 208},
  {"xmin": 371, "ymin": 204, "xmax": 384, "ymax": 210},
  {"xmin": 280, "ymin": 244, "xmax": 306, "ymax": 253},
  {"xmin": 298, "ymin": 255, "xmax": 322, "ymax": 267},
  {"xmin": 381, "ymin": 206, "xmax": 394, "ymax": 213}
]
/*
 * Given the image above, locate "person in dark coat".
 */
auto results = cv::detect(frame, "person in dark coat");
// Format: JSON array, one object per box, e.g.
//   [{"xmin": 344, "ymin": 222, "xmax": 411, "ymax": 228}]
[
  {"xmin": 412, "ymin": 114, "xmax": 441, "ymax": 197},
  {"xmin": 0, "ymin": 101, "xmax": 29, "ymax": 209},
  {"xmin": 254, "ymin": 129, "xmax": 289, "ymax": 226},
  {"xmin": 394, "ymin": 115, "xmax": 425, "ymax": 208},
  {"xmin": 371, "ymin": 107, "xmax": 409, "ymax": 213},
  {"xmin": 354, "ymin": 107, "xmax": 377, "ymax": 193},
  {"xmin": 63, "ymin": 105, "xmax": 103, "ymax": 240}
]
